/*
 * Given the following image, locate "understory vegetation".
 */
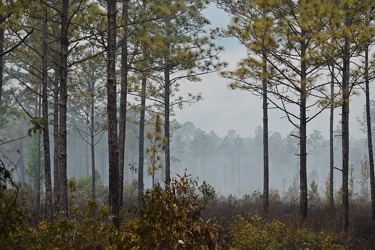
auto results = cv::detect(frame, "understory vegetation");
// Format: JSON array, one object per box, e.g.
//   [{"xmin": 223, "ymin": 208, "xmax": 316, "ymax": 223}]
[{"xmin": 1, "ymin": 173, "xmax": 375, "ymax": 249}]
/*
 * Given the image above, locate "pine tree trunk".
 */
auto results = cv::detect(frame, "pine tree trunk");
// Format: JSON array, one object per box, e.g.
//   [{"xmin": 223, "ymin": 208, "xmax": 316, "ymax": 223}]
[
  {"xmin": 0, "ymin": 20, "xmax": 3, "ymax": 106},
  {"xmin": 53, "ymin": 68, "xmax": 59, "ymax": 214},
  {"xmin": 0, "ymin": 0, "xmax": 5, "ymax": 107},
  {"xmin": 342, "ymin": 35, "xmax": 350, "ymax": 231},
  {"xmin": 90, "ymin": 81, "xmax": 96, "ymax": 201},
  {"xmin": 364, "ymin": 46, "xmax": 375, "ymax": 220},
  {"xmin": 19, "ymin": 139, "xmax": 25, "ymax": 184},
  {"xmin": 107, "ymin": 0, "xmax": 120, "ymax": 229},
  {"xmin": 329, "ymin": 65, "xmax": 335, "ymax": 211},
  {"xmin": 138, "ymin": 77, "xmax": 146, "ymax": 205},
  {"xmin": 262, "ymin": 56, "xmax": 269, "ymax": 213},
  {"xmin": 300, "ymin": 97, "xmax": 308, "ymax": 219},
  {"xmin": 58, "ymin": 0, "xmax": 69, "ymax": 218},
  {"xmin": 90, "ymin": 130, "xmax": 96, "ymax": 201},
  {"xmin": 37, "ymin": 95, "xmax": 42, "ymax": 215},
  {"xmin": 164, "ymin": 67, "xmax": 171, "ymax": 185},
  {"xmin": 300, "ymin": 36, "xmax": 308, "ymax": 219},
  {"xmin": 119, "ymin": 0, "xmax": 129, "ymax": 208},
  {"xmin": 42, "ymin": 11, "xmax": 52, "ymax": 221},
  {"xmin": 86, "ymin": 129, "xmax": 89, "ymax": 176}
]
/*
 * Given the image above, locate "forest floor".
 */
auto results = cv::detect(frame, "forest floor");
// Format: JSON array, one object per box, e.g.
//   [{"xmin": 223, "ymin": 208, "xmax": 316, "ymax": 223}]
[{"xmin": 201, "ymin": 198, "xmax": 375, "ymax": 249}]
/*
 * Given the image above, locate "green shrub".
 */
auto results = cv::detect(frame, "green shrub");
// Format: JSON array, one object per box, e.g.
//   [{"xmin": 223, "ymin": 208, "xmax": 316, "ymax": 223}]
[
  {"xmin": 1, "ymin": 174, "xmax": 220, "ymax": 250},
  {"xmin": 1, "ymin": 200, "xmax": 138, "ymax": 250},
  {"xmin": 199, "ymin": 181, "xmax": 216, "ymax": 205},
  {"xmin": 137, "ymin": 173, "xmax": 219, "ymax": 249},
  {"xmin": 0, "ymin": 189, "xmax": 29, "ymax": 236},
  {"xmin": 67, "ymin": 175, "xmax": 109, "ymax": 209},
  {"xmin": 230, "ymin": 215, "xmax": 348, "ymax": 250},
  {"xmin": 230, "ymin": 215, "xmax": 289, "ymax": 249},
  {"xmin": 0, "ymin": 163, "xmax": 29, "ymax": 236}
]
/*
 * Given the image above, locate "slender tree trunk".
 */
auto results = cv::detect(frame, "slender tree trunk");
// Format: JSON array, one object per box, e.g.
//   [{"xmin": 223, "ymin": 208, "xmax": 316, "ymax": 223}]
[
  {"xmin": 19, "ymin": 139, "xmax": 25, "ymax": 184},
  {"xmin": 90, "ymin": 81, "xmax": 96, "ymax": 201},
  {"xmin": 90, "ymin": 130, "xmax": 96, "ymax": 201},
  {"xmin": 138, "ymin": 77, "xmax": 146, "ymax": 204},
  {"xmin": 37, "ymin": 94, "xmax": 42, "ymax": 215},
  {"xmin": 119, "ymin": 0, "xmax": 129, "ymax": 208},
  {"xmin": 0, "ymin": 0, "xmax": 5, "ymax": 107},
  {"xmin": 262, "ymin": 55, "xmax": 269, "ymax": 213},
  {"xmin": 164, "ymin": 66, "xmax": 171, "ymax": 185},
  {"xmin": 329, "ymin": 64, "xmax": 335, "ymax": 211},
  {"xmin": 58, "ymin": 0, "xmax": 69, "ymax": 218},
  {"xmin": 342, "ymin": 35, "xmax": 350, "ymax": 231},
  {"xmin": 107, "ymin": 0, "xmax": 120, "ymax": 229},
  {"xmin": 86, "ymin": 128, "xmax": 89, "ymax": 176},
  {"xmin": 42, "ymin": 10, "xmax": 52, "ymax": 221},
  {"xmin": 53, "ymin": 68, "xmax": 59, "ymax": 214},
  {"xmin": 37, "ymin": 130, "xmax": 41, "ymax": 213},
  {"xmin": 364, "ymin": 46, "xmax": 375, "ymax": 220},
  {"xmin": 300, "ymin": 36, "xmax": 308, "ymax": 220},
  {"xmin": 300, "ymin": 96, "xmax": 308, "ymax": 219},
  {"xmin": 0, "ymin": 17, "xmax": 3, "ymax": 107}
]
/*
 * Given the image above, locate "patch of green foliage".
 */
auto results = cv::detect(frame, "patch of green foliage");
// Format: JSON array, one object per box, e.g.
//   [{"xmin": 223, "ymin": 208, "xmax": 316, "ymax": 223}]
[
  {"xmin": 25, "ymin": 134, "xmax": 44, "ymax": 189},
  {"xmin": 0, "ymin": 174, "xmax": 219, "ymax": 249},
  {"xmin": 0, "ymin": 171, "xmax": 358, "ymax": 249},
  {"xmin": 229, "ymin": 215, "xmax": 348, "ymax": 250},
  {"xmin": 199, "ymin": 180, "xmax": 216, "ymax": 205},
  {"xmin": 136, "ymin": 173, "xmax": 219, "ymax": 249},
  {"xmin": 1, "ymin": 200, "xmax": 139, "ymax": 250},
  {"xmin": 0, "ymin": 161, "xmax": 29, "ymax": 236},
  {"xmin": 69, "ymin": 172, "xmax": 108, "ymax": 208}
]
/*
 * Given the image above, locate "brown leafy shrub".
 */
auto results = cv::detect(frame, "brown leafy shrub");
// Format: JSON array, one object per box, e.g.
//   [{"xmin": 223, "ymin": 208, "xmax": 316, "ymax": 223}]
[
  {"xmin": 137, "ymin": 173, "xmax": 219, "ymax": 249},
  {"xmin": 1, "ymin": 200, "xmax": 139, "ymax": 250},
  {"xmin": 1, "ymin": 175, "xmax": 219, "ymax": 249}
]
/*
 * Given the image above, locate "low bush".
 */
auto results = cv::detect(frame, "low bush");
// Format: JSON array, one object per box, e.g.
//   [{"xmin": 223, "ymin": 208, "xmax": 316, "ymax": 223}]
[
  {"xmin": 1, "ymin": 174, "xmax": 219, "ymax": 249},
  {"xmin": 2, "ymin": 171, "xmax": 373, "ymax": 249},
  {"xmin": 0, "ymin": 163, "xmax": 29, "ymax": 236},
  {"xmin": 136, "ymin": 173, "xmax": 219, "ymax": 249},
  {"xmin": 229, "ymin": 215, "xmax": 348, "ymax": 250},
  {"xmin": 1, "ymin": 200, "xmax": 139, "ymax": 250}
]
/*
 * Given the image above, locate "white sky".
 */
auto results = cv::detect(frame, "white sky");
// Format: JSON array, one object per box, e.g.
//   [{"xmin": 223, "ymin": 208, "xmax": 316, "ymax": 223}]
[{"xmin": 174, "ymin": 4, "xmax": 373, "ymax": 140}]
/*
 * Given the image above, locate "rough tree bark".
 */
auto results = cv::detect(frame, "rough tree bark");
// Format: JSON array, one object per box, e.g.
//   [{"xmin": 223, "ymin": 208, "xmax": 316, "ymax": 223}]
[
  {"xmin": 90, "ymin": 81, "xmax": 96, "ymax": 201},
  {"xmin": 364, "ymin": 45, "xmax": 375, "ymax": 220},
  {"xmin": 164, "ymin": 65, "xmax": 171, "ymax": 185},
  {"xmin": 37, "ymin": 97, "xmax": 41, "ymax": 215},
  {"xmin": 0, "ymin": 16, "xmax": 3, "ymax": 106},
  {"xmin": 42, "ymin": 9, "xmax": 52, "ymax": 220},
  {"xmin": 341, "ymin": 35, "xmax": 350, "ymax": 231},
  {"xmin": 107, "ymin": 0, "xmax": 120, "ymax": 228},
  {"xmin": 119, "ymin": 0, "xmax": 129, "ymax": 208},
  {"xmin": 262, "ymin": 55, "xmax": 269, "ymax": 213},
  {"xmin": 58, "ymin": 0, "xmax": 69, "ymax": 217},
  {"xmin": 53, "ymin": 67, "xmax": 59, "ymax": 214},
  {"xmin": 299, "ymin": 31, "xmax": 308, "ymax": 220},
  {"xmin": 329, "ymin": 64, "xmax": 335, "ymax": 211},
  {"xmin": 138, "ymin": 77, "xmax": 146, "ymax": 205}
]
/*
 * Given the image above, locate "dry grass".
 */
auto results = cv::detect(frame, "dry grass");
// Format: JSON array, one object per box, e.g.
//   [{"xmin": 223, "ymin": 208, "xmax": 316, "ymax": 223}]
[{"xmin": 203, "ymin": 196, "xmax": 375, "ymax": 249}]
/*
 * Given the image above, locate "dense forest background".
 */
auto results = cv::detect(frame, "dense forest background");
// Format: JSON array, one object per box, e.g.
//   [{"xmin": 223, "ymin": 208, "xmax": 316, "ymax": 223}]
[{"xmin": 2, "ymin": 108, "xmax": 373, "ymax": 198}]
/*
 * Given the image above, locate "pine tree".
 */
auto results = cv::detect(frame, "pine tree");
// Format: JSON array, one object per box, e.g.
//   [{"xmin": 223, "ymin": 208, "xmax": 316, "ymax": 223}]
[
  {"xmin": 218, "ymin": 0, "xmax": 276, "ymax": 213},
  {"xmin": 0, "ymin": 0, "xmax": 31, "ymax": 106},
  {"xmin": 321, "ymin": 0, "xmax": 375, "ymax": 230},
  {"xmin": 146, "ymin": 113, "xmax": 165, "ymax": 187},
  {"xmin": 218, "ymin": 0, "xmax": 330, "ymax": 218},
  {"xmin": 118, "ymin": 0, "xmax": 129, "ymax": 208},
  {"xmin": 69, "ymin": 48, "xmax": 106, "ymax": 202},
  {"xmin": 106, "ymin": 0, "xmax": 119, "ymax": 229},
  {"xmin": 144, "ymin": 0, "xmax": 224, "ymax": 185}
]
